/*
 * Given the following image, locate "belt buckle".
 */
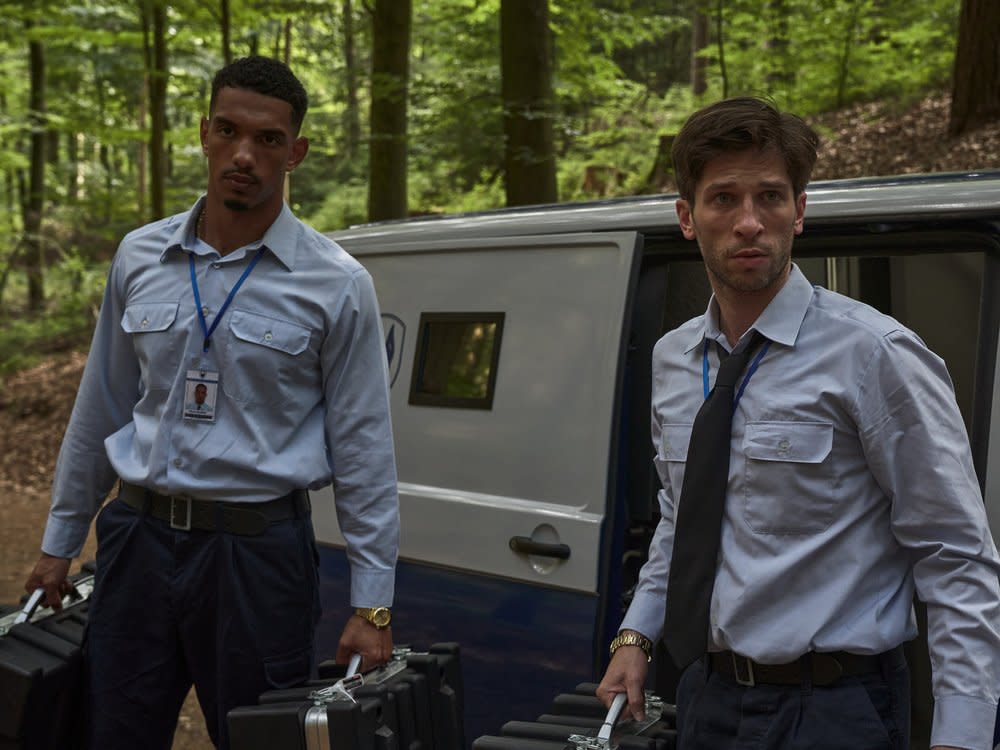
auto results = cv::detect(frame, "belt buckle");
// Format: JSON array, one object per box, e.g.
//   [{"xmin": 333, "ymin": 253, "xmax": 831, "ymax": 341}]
[
  {"xmin": 732, "ymin": 653, "xmax": 755, "ymax": 687},
  {"xmin": 170, "ymin": 496, "xmax": 192, "ymax": 531}
]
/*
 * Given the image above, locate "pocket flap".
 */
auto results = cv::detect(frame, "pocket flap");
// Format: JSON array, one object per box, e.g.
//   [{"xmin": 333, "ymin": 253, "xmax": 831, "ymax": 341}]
[
  {"xmin": 661, "ymin": 423, "xmax": 694, "ymax": 462},
  {"xmin": 229, "ymin": 310, "xmax": 311, "ymax": 356},
  {"xmin": 744, "ymin": 421, "xmax": 832, "ymax": 464},
  {"xmin": 121, "ymin": 302, "xmax": 178, "ymax": 333}
]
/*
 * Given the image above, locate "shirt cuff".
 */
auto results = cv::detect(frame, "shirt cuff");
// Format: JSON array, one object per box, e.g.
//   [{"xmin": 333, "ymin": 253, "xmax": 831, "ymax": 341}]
[
  {"xmin": 930, "ymin": 693, "xmax": 998, "ymax": 750},
  {"xmin": 40, "ymin": 515, "xmax": 91, "ymax": 559},
  {"xmin": 349, "ymin": 566, "xmax": 396, "ymax": 608},
  {"xmin": 619, "ymin": 590, "xmax": 665, "ymax": 642}
]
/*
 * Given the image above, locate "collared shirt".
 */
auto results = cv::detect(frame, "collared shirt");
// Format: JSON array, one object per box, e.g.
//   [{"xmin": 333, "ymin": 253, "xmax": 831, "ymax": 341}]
[
  {"xmin": 622, "ymin": 264, "xmax": 1000, "ymax": 749},
  {"xmin": 42, "ymin": 198, "xmax": 399, "ymax": 606}
]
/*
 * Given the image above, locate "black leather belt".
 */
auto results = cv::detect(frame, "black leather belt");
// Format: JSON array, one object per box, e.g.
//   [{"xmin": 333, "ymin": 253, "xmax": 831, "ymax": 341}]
[
  {"xmin": 708, "ymin": 647, "xmax": 897, "ymax": 687},
  {"xmin": 118, "ymin": 481, "xmax": 310, "ymax": 536}
]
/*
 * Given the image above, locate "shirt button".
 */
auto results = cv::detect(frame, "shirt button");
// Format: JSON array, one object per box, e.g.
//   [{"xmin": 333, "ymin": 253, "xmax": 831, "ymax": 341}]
[
  {"xmin": 777, "ymin": 438, "xmax": 792, "ymax": 456},
  {"xmin": 173, "ymin": 458, "xmax": 182, "ymax": 468},
  {"xmin": 202, "ymin": 306, "xmax": 210, "ymax": 317},
  {"xmin": 140, "ymin": 319, "xmax": 149, "ymax": 328},
  {"xmin": 212, "ymin": 262, "xmax": 221, "ymax": 269},
  {"xmin": 264, "ymin": 331, "xmax": 273, "ymax": 342}
]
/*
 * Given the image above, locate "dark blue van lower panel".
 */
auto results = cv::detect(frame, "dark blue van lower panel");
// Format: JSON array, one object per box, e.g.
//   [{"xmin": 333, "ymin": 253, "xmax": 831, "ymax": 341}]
[{"xmin": 314, "ymin": 544, "xmax": 599, "ymax": 744}]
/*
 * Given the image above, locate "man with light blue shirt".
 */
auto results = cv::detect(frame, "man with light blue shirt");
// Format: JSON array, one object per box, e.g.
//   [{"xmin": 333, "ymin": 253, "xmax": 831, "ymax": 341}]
[
  {"xmin": 596, "ymin": 97, "xmax": 1000, "ymax": 750},
  {"xmin": 24, "ymin": 56, "xmax": 400, "ymax": 750}
]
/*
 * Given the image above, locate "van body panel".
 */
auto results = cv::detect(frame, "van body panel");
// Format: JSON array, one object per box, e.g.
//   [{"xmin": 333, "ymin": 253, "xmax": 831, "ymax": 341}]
[{"xmin": 313, "ymin": 232, "xmax": 641, "ymax": 593}]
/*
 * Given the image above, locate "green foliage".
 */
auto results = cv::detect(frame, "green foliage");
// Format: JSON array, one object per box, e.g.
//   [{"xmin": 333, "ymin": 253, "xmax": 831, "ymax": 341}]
[
  {"xmin": 0, "ymin": 0, "xmax": 969, "ymax": 374},
  {"xmin": 698, "ymin": 0, "xmax": 960, "ymax": 113},
  {"xmin": 0, "ymin": 255, "xmax": 106, "ymax": 375},
  {"xmin": 304, "ymin": 180, "xmax": 369, "ymax": 233}
]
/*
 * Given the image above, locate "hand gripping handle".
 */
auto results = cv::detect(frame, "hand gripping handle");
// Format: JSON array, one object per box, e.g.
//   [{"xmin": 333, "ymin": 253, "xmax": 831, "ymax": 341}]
[
  {"xmin": 13, "ymin": 588, "xmax": 46, "ymax": 625},
  {"xmin": 598, "ymin": 693, "xmax": 628, "ymax": 744}
]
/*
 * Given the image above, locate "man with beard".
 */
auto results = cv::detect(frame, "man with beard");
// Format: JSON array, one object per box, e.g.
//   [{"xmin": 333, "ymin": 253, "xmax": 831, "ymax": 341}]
[
  {"xmin": 24, "ymin": 56, "xmax": 399, "ymax": 750},
  {"xmin": 596, "ymin": 97, "xmax": 1000, "ymax": 750}
]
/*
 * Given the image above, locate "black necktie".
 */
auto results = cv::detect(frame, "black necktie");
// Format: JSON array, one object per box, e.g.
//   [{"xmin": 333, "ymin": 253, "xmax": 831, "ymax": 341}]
[{"xmin": 662, "ymin": 331, "xmax": 764, "ymax": 669}]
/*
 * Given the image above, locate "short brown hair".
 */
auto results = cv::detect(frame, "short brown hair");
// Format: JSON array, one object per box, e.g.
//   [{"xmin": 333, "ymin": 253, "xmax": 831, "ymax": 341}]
[{"xmin": 671, "ymin": 97, "xmax": 819, "ymax": 202}]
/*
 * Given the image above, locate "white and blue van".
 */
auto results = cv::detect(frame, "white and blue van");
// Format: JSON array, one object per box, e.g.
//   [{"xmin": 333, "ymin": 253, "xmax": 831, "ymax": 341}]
[{"xmin": 310, "ymin": 171, "xmax": 1000, "ymax": 744}]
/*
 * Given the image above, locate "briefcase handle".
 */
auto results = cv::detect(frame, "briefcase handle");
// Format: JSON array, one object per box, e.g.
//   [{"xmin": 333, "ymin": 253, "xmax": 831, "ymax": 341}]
[
  {"xmin": 13, "ymin": 588, "xmax": 45, "ymax": 625},
  {"xmin": 568, "ymin": 693, "xmax": 627, "ymax": 750},
  {"xmin": 346, "ymin": 652, "xmax": 361, "ymax": 678}
]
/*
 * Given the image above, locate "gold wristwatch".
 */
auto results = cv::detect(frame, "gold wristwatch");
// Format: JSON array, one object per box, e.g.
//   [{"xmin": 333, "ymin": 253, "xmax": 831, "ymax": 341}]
[
  {"xmin": 355, "ymin": 606, "xmax": 392, "ymax": 629},
  {"xmin": 609, "ymin": 630, "xmax": 653, "ymax": 662}
]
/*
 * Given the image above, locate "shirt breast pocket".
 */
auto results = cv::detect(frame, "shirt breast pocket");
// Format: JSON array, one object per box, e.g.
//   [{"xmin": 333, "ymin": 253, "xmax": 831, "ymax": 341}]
[
  {"xmin": 121, "ymin": 302, "xmax": 180, "ymax": 391},
  {"xmin": 222, "ymin": 309, "xmax": 315, "ymax": 407},
  {"xmin": 659, "ymin": 423, "xmax": 694, "ymax": 505},
  {"xmin": 742, "ymin": 421, "xmax": 834, "ymax": 535}
]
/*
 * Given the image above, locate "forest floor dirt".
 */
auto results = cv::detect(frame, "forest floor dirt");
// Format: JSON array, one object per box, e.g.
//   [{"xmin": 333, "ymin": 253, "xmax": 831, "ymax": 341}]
[{"xmin": 0, "ymin": 90, "xmax": 998, "ymax": 749}]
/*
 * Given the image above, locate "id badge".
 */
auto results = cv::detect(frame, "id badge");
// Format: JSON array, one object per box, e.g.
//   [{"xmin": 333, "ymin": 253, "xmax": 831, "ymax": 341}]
[{"xmin": 183, "ymin": 369, "xmax": 219, "ymax": 422}]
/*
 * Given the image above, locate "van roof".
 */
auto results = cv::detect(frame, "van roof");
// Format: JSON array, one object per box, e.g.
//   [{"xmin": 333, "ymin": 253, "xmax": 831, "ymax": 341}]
[{"xmin": 329, "ymin": 171, "xmax": 1000, "ymax": 253}]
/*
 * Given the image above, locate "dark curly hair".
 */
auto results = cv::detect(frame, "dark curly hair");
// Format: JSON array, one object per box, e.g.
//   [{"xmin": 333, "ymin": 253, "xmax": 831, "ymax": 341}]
[
  {"xmin": 672, "ymin": 97, "xmax": 819, "ymax": 203},
  {"xmin": 210, "ymin": 56, "xmax": 309, "ymax": 133}
]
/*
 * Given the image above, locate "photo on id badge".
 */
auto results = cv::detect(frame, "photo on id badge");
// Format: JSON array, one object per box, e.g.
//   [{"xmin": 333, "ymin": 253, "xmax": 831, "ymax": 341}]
[{"xmin": 184, "ymin": 370, "xmax": 219, "ymax": 421}]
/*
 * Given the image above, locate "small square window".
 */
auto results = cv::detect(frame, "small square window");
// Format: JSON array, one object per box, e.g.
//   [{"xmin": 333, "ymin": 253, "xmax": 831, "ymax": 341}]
[{"xmin": 409, "ymin": 313, "xmax": 504, "ymax": 409}]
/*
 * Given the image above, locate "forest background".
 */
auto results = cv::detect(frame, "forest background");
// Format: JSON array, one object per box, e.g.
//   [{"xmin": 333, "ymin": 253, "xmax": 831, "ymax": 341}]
[
  {"xmin": 0, "ymin": 2, "xmax": 998, "ymax": 748},
  {"xmin": 0, "ymin": 0, "xmax": 998, "ymax": 373}
]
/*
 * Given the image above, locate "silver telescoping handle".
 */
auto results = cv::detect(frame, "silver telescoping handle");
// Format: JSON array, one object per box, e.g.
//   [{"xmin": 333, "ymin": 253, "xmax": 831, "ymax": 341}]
[
  {"xmin": 345, "ymin": 652, "xmax": 362, "ymax": 678},
  {"xmin": 13, "ymin": 588, "xmax": 46, "ymax": 625},
  {"xmin": 569, "ymin": 692, "xmax": 628, "ymax": 750},
  {"xmin": 598, "ymin": 693, "xmax": 628, "ymax": 744}
]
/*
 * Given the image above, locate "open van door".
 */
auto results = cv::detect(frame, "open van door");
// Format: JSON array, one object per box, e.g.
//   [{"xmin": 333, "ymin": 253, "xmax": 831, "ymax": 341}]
[{"xmin": 310, "ymin": 231, "xmax": 643, "ymax": 742}]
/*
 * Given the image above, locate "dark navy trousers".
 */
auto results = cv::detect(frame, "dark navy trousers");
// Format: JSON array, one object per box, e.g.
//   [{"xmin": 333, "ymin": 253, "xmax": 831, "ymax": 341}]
[
  {"xmin": 675, "ymin": 652, "xmax": 911, "ymax": 750},
  {"xmin": 85, "ymin": 495, "xmax": 321, "ymax": 750}
]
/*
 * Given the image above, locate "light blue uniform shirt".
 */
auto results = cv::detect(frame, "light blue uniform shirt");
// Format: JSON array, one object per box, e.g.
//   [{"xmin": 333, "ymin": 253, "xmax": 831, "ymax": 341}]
[
  {"xmin": 42, "ymin": 198, "xmax": 400, "ymax": 607},
  {"xmin": 622, "ymin": 264, "xmax": 1000, "ymax": 749}
]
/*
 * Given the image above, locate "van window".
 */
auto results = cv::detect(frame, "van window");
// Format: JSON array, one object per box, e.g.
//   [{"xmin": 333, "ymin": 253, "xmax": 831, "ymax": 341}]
[{"xmin": 409, "ymin": 312, "xmax": 505, "ymax": 409}]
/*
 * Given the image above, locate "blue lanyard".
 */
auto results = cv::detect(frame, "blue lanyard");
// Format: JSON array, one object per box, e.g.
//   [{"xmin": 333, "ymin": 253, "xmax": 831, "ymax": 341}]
[
  {"xmin": 189, "ymin": 248, "xmax": 266, "ymax": 352},
  {"xmin": 701, "ymin": 336, "xmax": 771, "ymax": 407}
]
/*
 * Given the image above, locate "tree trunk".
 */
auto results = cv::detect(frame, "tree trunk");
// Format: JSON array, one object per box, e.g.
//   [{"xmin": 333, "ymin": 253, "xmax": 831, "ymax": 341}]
[
  {"xmin": 368, "ymin": 0, "xmax": 411, "ymax": 222},
  {"xmin": 949, "ymin": 0, "xmax": 1000, "ymax": 136},
  {"xmin": 67, "ymin": 132, "xmax": 79, "ymax": 203},
  {"xmin": 715, "ymin": 0, "xmax": 728, "ymax": 99},
  {"xmin": 137, "ymin": 73, "xmax": 147, "ymax": 224},
  {"xmin": 835, "ymin": 0, "xmax": 862, "ymax": 109},
  {"xmin": 343, "ymin": 0, "xmax": 360, "ymax": 161},
  {"xmin": 282, "ymin": 18, "xmax": 293, "ymax": 204},
  {"xmin": 24, "ymin": 21, "xmax": 46, "ymax": 312},
  {"xmin": 96, "ymin": 75, "xmax": 113, "ymax": 225},
  {"xmin": 148, "ymin": 1, "xmax": 168, "ymax": 220},
  {"xmin": 764, "ymin": 0, "xmax": 793, "ymax": 94},
  {"xmin": 691, "ymin": 5, "xmax": 708, "ymax": 96},
  {"xmin": 221, "ymin": 0, "xmax": 232, "ymax": 64},
  {"xmin": 500, "ymin": 0, "xmax": 557, "ymax": 207}
]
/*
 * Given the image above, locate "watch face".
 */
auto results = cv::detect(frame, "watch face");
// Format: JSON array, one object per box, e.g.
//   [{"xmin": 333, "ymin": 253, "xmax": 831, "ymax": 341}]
[{"xmin": 372, "ymin": 607, "xmax": 391, "ymax": 627}]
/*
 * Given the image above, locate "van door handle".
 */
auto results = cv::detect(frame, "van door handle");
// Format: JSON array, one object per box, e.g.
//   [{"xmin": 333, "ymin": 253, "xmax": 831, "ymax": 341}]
[{"xmin": 509, "ymin": 536, "xmax": 571, "ymax": 560}]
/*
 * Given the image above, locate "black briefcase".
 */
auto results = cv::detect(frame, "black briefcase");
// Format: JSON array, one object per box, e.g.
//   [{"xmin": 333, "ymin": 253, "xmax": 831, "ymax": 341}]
[
  {"xmin": 0, "ymin": 564, "xmax": 94, "ymax": 750},
  {"xmin": 228, "ymin": 643, "xmax": 465, "ymax": 750},
  {"xmin": 471, "ymin": 682, "xmax": 677, "ymax": 750}
]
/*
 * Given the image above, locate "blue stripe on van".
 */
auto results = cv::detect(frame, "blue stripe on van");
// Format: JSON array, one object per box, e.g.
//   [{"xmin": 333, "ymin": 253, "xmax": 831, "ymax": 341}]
[{"xmin": 314, "ymin": 544, "xmax": 598, "ymax": 744}]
